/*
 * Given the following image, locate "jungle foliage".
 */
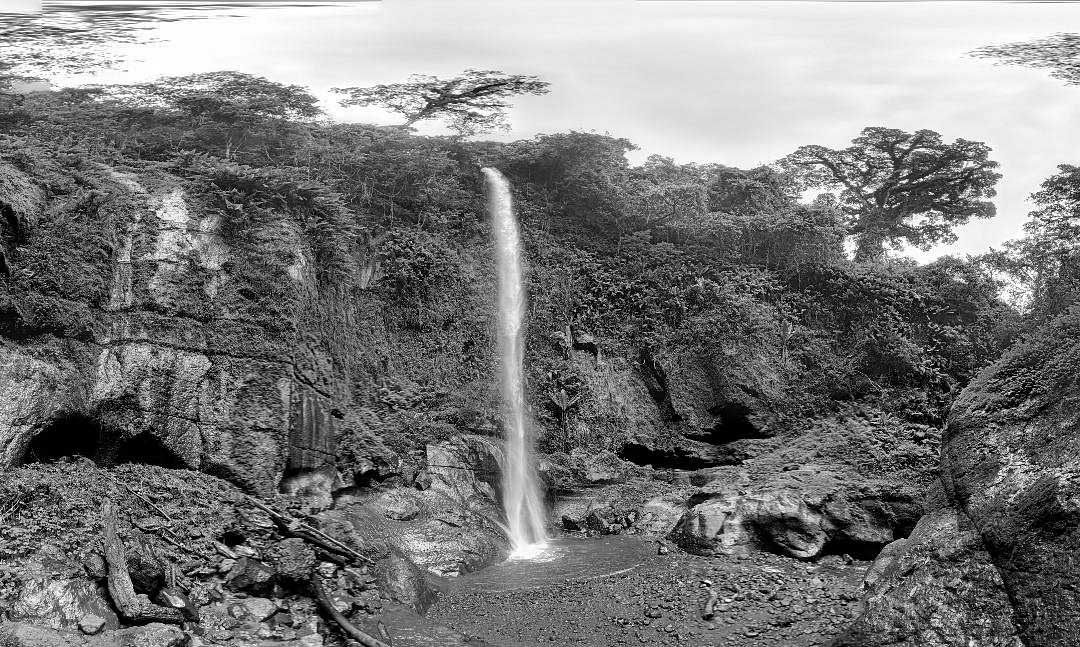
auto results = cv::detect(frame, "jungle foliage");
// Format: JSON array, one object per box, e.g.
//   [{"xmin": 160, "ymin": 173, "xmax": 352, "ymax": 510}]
[{"xmin": 0, "ymin": 72, "xmax": 1045, "ymax": 429}]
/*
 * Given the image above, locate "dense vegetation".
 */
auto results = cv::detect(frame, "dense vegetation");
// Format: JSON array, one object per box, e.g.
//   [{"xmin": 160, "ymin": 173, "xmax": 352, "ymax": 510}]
[{"xmin": 0, "ymin": 69, "xmax": 1071, "ymax": 459}]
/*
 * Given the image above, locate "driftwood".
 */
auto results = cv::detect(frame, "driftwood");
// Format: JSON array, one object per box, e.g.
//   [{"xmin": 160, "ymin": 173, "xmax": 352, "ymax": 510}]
[
  {"xmin": 101, "ymin": 498, "xmax": 184, "ymax": 625},
  {"xmin": 702, "ymin": 587, "xmax": 719, "ymax": 620},
  {"xmin": 310, "ymin": 574, "xmax": 391, "ymax": 647},
  {"xmin": 246, "ymin": 496, "xmax": 374, "ymax": 565}
]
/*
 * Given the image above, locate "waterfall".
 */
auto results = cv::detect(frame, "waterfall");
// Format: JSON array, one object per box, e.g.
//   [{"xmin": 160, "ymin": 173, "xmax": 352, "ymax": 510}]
[{"xmin": 483, "ymin": 167, "xmax": 549, "ymax": 560}]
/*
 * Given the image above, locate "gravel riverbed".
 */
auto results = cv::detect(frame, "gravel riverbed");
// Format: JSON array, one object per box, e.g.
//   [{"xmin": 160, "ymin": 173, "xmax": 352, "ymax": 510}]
[{"xmin": 426, "ymin": 537, "xmax": 868, "ymax": 647}]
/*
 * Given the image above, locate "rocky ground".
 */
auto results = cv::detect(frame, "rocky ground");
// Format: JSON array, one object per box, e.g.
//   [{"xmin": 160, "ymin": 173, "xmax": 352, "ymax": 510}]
[
  {"xmin": 430, "ymin": 539, "xmax": 868, "ymax": 647},
  {"xmin": 0, "ymin": 450, "xmax": 885, "ymax": 647},
  {"xmin": 0, "ymin": 460, "xmax": 413, "ymax": 647},
  {"xmin": 0, "ymin": 405, "xmax": 934, "ymax": 647}
]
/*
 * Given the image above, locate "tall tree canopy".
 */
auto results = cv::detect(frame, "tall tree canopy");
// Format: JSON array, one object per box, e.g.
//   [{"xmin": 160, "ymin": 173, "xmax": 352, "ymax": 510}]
[
  {"xmin": 112, "ymin": 71, "xmax": 322, "ymax": 121},
  {"xmin": 782, "ymin": 127, "xmax": 1000, "ymax": 262},
  {"xmin": 990, "ymin": 164, "xmax": 1080, "ymax": 322},
  {"xmin": 332, "ymin": 69, "xmax": 549, "ymax": 136},
  {"xmin": 973, "ymin": 33, "xmax": 1080, "ymax": 86},
  {"xmin": 105, "ymin": 71, "xmax": 321, "ymax": 159}
]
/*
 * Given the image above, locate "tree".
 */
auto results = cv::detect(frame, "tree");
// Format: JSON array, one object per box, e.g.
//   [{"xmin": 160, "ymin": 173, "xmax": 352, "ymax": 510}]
[
  {"xmin": 496, "ymin": 132, "xmax": 635, "ymax": 242},
  {"xmin": 972, "ymin": 33, "xmax": 1080, "ymax": 86},
  {"xmin": 114, "ymin": 71, "xmax": 322, "ymax": 121},
  {"xmin": 108, "ymin": 72, "xmax": 321, "ymax": 159},
  {"xmin": 332, "ymin": 69, "xmax": 549, "ymax": 136},
  {"xmin": 991, "ymin": 164, "xmax": 1080, "ymax": 321},
  {"xmin": 781, "ymin": 127, "xmax": 1001, "ymax": 262},
  {"xmin": 629, "ymin": 156, "xmax": 708, "ymax": 233}
]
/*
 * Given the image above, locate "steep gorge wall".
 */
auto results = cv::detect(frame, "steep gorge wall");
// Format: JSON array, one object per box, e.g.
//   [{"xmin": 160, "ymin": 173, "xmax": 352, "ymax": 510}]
[
  {"xmin": 0, "ymin": 159, "xmax": 346, "ymax": 494},
  {"xmin": 839, "ymin": 308, "xmax": 1080, "ymax": 646}
]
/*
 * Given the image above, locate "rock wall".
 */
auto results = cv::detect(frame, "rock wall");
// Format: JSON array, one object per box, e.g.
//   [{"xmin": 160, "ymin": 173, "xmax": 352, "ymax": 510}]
[
  {"xmin": 0, "ymin": 161, "xmax": 346, "ymax": 494},
  {"xmin": 835, "ymin": 508, "xmax": 1023, "ymax": 647},
  {"xmin": 942, "ymin": 310, "xmax": 1080, "ymax": 646},
  {"xmin": 839, "ymin": 309, "xmax": 1080, "ymax": 646},
  {"xmin": 668, "ymin": 413, "xmax": 935, "ymax": 560}
]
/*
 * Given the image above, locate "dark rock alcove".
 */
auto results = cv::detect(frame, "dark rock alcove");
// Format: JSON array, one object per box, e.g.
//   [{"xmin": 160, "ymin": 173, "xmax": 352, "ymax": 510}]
[
  {"xmin": 23, "ymin": 413, "xmax": 103, "ymax": 463},
  {"xmin": 701, "ymin": 402, "xmax": 770, "ymax": 443},
  {"xmin": 113, "ymin": 431, "xmax": 186, "ymax": 469}
]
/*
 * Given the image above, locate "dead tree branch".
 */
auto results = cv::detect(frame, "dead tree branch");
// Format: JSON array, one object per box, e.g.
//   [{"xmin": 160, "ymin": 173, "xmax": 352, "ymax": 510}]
[
  {"xmin": 245, "ymin": 496, "xmax": 374, "ymax": 565},
  {"xmin": 101, "ymin": 498, "xmax": 183, "ymax": 625},
  {"xmin": 310, "ymin": 574, "xmax": 391, "ymax": 647}
]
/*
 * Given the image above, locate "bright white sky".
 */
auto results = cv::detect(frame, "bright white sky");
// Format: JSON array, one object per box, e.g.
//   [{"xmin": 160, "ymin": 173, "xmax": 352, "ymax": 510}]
[{"xmin": 41, "ymin": 0, "xmax": 1080, "ymax": 260}]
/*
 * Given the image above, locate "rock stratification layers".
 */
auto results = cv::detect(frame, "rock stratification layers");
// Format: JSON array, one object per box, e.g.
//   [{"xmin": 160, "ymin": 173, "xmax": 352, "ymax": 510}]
[{"xmin": 0, "ymin": 163, "xmax": 344, "ymax": 494}]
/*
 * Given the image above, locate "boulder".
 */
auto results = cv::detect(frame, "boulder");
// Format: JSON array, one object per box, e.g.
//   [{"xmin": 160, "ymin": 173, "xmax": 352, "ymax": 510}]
[
  {"xmin": 559, "ymin": 500, "xmax": 620, "ymax": 534},
  {"xmin": 78, "ymin": 614, "xmax": 107, "ymax": 636},
  {"xmin": 265, "ymin": 538, "xmax": 316, "ymax": 585},
  {"xmin": 0, "ymin": 622, "xmax": 83, "ymax": 647},
  {"xmin": 375, "ymin": 552, "xmax": 438, "ymax": 614},
  {"xmin": 373, "ymin": 489, "xmax": 423, "ymax": 521},
  {"xmin": 670, "ymin": 467, "xmax": 920, "ymax": 559},
  {"xmin": 861, "ymin": 537, "xmax": 907, "ymax": 591},
  {"xmin": 230, "ymin": 596, "xmax": 278, "ymax": 622},
  {"xmin": 224, "ymin": 557, "xmax": 276, "ymax": 595},
  {"xmin": 110, "ymin": 622, "xmax": 187, "ymax": 647},
  {"xmin": 632, "ymin": 493, "xmax": 689, "ymax": 535},
  {"xmin": 9, "ymin": 574, "xmax": 120, "ymax": 632},
  {"xmin": 940, "ymin": 311, "xmax": 1080, "ymax": 646},
  {"xmin": 318, "ymin": 436, "xmax": 508, "ymax": 578},
  {"xmin": 835, "ymin": 508, "xmax": 1023, "ymax": 647}
]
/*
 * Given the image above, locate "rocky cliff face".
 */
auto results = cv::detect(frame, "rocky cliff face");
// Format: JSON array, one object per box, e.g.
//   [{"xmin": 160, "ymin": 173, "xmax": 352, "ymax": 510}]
[
  {"xmin": 841, "ymin": 308, "xmax": 1080, "ymax": 646},
  {"xmin": 0, "ymin": 160, "xmax": 343, "ymax": 494},
  {"xmin": 943, "ymin": 309, "xmax": 1080, "ymax": 646},
  {"xmin": 835, "ymin": 508, "xmax": 1023, "ymax": 647}
]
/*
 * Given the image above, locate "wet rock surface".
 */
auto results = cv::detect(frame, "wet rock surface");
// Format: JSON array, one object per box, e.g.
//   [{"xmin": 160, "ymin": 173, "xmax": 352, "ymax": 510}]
[
  {"xmin": 0, "ymin": 166, "xmax": 343, "ymax": 496},
  {"xmin": 326, "ymin": 434, "xmax": 508, "ymax": 577}
]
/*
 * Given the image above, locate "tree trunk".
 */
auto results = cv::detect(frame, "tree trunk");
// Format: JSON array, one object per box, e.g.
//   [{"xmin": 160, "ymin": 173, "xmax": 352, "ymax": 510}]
[{"xmin": 853, "ymin": 227, "xmax": 888, "ymax": 263}]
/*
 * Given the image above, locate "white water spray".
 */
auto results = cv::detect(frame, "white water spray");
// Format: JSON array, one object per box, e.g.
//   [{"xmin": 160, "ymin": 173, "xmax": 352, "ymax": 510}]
[{"xmin": 483, "ymin": 167, "xmax": 549, "ymax": 560}]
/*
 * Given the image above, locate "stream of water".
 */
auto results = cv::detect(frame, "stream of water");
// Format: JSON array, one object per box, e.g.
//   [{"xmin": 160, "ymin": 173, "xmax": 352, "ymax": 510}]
[{"xmin": 484, "ymin": 167, "xmax": 549, "ymax": 560}]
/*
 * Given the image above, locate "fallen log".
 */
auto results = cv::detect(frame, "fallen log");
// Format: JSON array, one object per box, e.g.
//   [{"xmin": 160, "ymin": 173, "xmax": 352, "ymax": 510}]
[
  {"xmin": 101, "ymin": 498, "xmax": 184, "ymax": 625},
  {"xmin": 310, "ymin": 573, "xmax": 391, "ymax": 647},
  {"xmin": 245, "ymin": 496, "xmax": 374, "ymax": 565}
]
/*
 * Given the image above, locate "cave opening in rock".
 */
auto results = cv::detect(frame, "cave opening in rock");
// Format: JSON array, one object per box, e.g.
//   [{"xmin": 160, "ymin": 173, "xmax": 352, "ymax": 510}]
[
  {"xmin": 113, "ymin": 432, "xmax": 186, "ymax": 469},
  {"xmin": 706, "ymin": 403, "xmax": 768, "ymax": 443},
  {"xmin": 218, "ymin": 529, "xmax": 247, "ymax": 547},
  {"xmin": 23, "ymin": 414, "xmax": 103, "ymax": 463},
  {"xmin": 619, "ymin": 441, "xmax": 716, "ymax": 471},
  {"xmin": 818, "ymin": 535, "xmax": 890, "ymax": 561}
]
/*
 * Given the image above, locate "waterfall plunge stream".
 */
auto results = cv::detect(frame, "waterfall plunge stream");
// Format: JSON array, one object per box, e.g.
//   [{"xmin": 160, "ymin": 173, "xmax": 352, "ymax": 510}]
[{"xmin": 483, "ymin": 167, "xmax": 549, "ymax": 560}]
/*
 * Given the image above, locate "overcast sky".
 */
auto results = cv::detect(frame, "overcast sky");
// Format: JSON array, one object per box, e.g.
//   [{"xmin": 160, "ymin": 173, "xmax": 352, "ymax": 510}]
[{"xmin": 42, "ymin": 0, "xmax": 1080, "ymax": 259}]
